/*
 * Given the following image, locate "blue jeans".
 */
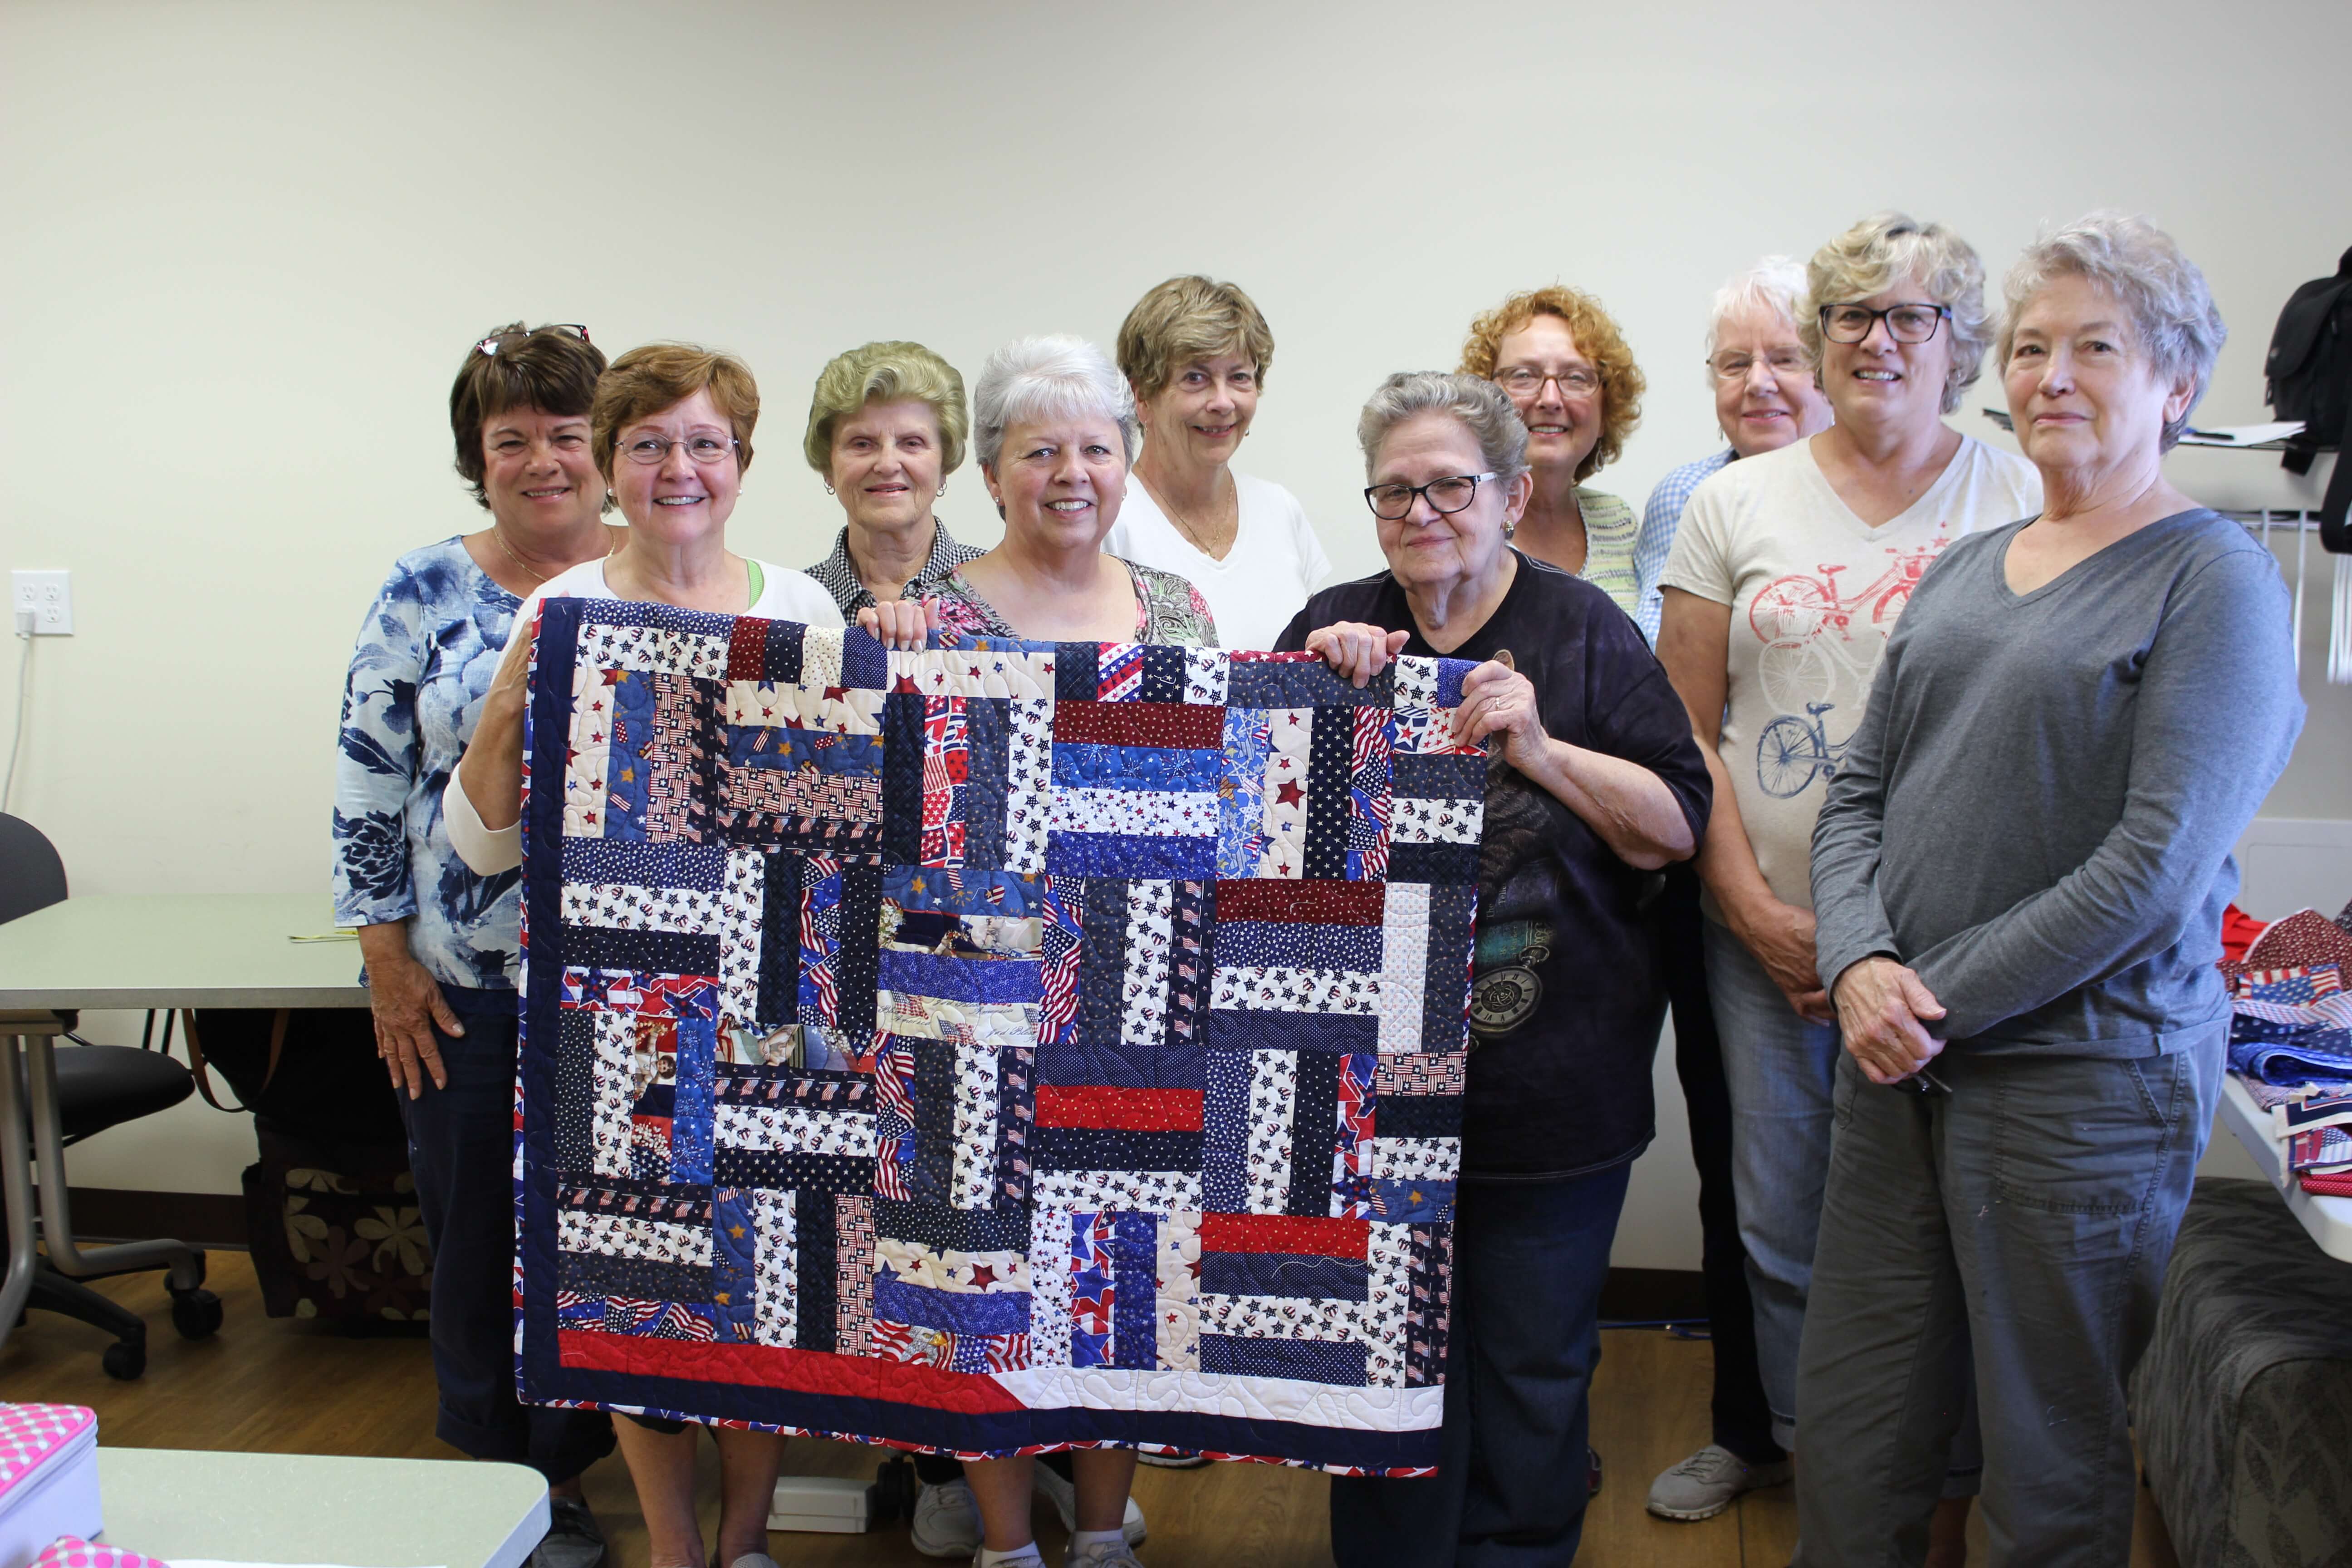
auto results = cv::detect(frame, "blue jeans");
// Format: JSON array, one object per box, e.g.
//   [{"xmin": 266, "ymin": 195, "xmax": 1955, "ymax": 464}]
[
  {"xmin": 1705, "ymin": 920, "xmax": 1979, "ymax": 1490},
  {"xmin": 1794, "ymin": 1044, "xmax": 2218, "ymax": 1567},
  {"xmin": 1329, "ymin": 1163, "xmax": 1630, "ymax": 1568},
  {"xmin": 400, "ymin": 982, "xmax": 614, "ymax": 1485}
]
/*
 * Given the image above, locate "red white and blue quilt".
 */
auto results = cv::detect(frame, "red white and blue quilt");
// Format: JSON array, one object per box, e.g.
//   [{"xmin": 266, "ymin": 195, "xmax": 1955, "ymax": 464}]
[{"xmin": 513, "ymin": 596, "xmax": 1482, "ymax": 1474}]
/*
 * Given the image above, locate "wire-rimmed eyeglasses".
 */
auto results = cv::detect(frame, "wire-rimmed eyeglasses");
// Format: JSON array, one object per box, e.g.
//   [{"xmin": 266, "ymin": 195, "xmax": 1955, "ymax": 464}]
[
  {"xmin": 617, "ymin": 433, "xmax": 739, "ymax": 467},
  {"xmin": 1709, "ymin": 348, "xmax": 1812, "ymax": 382},
  {"xmin": 1494, "ymin": 366, "xmax": 1600, "ymax": 398},
  {"xmin": 1818, "ymin": 303, "xmax": 1950, "ymax": 345},
  {"xmin": 1364, "ymin": 472, "xmax": 1497, "ymax": 521}
]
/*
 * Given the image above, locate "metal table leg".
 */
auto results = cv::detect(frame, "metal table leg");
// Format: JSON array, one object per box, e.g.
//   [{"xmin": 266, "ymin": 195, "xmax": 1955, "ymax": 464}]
[
  {"xmin": 25, "ymin": 1034, "xmax": 202, "ymax": 1288},
  {"xmin": 0, "ymin": 1032, "xmax": 39, "ymax": 1352}
]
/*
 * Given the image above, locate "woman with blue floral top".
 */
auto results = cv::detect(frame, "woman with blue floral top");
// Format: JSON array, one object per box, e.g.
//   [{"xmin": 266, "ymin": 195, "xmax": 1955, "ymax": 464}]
[{"xmin": 331, "ymin": 322, "xmax": 621, "ymax": 1568}]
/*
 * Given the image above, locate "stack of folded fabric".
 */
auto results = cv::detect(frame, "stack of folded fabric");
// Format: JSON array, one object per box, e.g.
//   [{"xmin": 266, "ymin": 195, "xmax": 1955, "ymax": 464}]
[{"xmin": 2222, "ymin": 899, "xmax": 2352, "ymax": 1195}]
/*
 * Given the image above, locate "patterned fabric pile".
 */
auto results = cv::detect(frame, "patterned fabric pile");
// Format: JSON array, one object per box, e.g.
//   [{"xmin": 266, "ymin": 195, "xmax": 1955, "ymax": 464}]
[
  {"xmin": 2224, "ymin": 903, "xmax": 2352, "ymax": 1196},
  {"xmin": 512, "ymin": 597, "xmax": 1485, "ymax": 1474}
]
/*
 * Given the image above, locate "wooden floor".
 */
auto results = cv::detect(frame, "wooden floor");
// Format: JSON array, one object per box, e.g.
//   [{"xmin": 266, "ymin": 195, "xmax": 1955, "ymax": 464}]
[{"xmin": 3, "ymin": 1254, "xmax": 2180, "ymax": 1567}]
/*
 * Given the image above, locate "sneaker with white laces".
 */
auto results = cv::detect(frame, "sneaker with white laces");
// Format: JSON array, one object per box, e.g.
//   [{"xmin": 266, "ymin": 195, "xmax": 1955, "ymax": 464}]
[
  {"xmin": 911, "ymin": 1478, "xmax": 984, "ymax": 1558},
  {"xmin": 1134, "ymin": 1450, "xmax": 1208, "ymax": 1469},
  {"xmin": 1030, "ymin": 1463, "xmax": 1147, "ymax": 1546},
  {"xmin": 1645, "ymin": 1443, "xmax": 1794, "ymax": 1521},
  {"xmin": 1063, "ymin": 1539, "xmax": 1145, "ymax": 1568}
]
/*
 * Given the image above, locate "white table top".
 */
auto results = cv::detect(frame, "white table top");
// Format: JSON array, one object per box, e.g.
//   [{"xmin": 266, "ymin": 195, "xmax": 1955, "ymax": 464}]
[
  {"xmin": 96, "ymin": 1448, "xmax": 547, "ymax": 1568},
  {"xmin": 2218, "ymin": 1072, "xmax": 2352, "ymax": 1264},
  {"xmin": 0, "ymin": 894, "xmax": 370, "ymax": 1010}
]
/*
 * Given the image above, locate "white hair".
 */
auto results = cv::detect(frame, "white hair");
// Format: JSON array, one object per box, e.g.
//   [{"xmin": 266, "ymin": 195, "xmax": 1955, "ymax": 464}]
[
  {"xmin": 1802, "ymin": 211, "xmax": 1994, "ymax": 414},
  {"xmin": 1357, "ymin": 371, "xmax": 1529, "ymax": 488},
  {"xmin": 971, "ymin": 334, "xmax": 1141, "ymax": 470},
  {"xmin": 1997, "ymin": 212, "xmax": 2226, "ymax": 451},
  {"xmin": 1704, "ymin": 257, "xmax": 1811, "ymax": 384}
]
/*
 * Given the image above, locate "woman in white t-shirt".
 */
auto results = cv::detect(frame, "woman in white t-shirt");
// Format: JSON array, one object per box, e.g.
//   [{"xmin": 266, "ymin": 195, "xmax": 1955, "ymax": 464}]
[
  {"xmin": 1656, "ymin": 211, "xmax": 2041, "ymax": 1566},
  {"xmin": 1101, "ymin": 275, "xmax": 1328, "ymax": 650},
  {"xmin": 445, "ymin": 342, "xmax": 837, "ymax": 1568}
]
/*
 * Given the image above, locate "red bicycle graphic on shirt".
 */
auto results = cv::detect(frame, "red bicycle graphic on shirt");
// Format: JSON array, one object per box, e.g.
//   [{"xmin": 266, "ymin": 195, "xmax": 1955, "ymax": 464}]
[{"xmin": 1750, "ymin": 536, "xmax": 1949, "ymax": 712}]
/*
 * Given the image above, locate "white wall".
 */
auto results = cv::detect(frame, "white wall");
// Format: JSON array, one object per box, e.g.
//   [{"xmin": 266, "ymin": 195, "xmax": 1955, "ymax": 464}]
[{"xmin": 8, "ymin": 0, "xmax": 2349, "ymax": 1226}]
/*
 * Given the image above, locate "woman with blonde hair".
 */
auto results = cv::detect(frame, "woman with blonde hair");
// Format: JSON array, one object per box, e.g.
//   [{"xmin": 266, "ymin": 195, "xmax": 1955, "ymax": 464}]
[
  {"xmin": 1460, "ymin": 284, "xmax": 1647, "ymax": 621},
  {"xmin": 1102, "ymin": 274, "xmax": 1327, "ymax": 649},
  {"xmin": 801, "ymin": 339, "xmax": 987, "ymax": 618}
]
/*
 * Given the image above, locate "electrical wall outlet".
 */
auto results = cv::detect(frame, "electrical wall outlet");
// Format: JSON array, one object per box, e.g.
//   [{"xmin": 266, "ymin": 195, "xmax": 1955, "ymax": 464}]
[{"xmin": 11, "ymin": 570, "xmax": 72, "ymax": 635}]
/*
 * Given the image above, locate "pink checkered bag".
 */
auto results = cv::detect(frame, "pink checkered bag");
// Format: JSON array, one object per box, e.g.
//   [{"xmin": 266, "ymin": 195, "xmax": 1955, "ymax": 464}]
[{"xmin": 0, "ymin": 1406, "xmax": 101, "ymax": 1568}]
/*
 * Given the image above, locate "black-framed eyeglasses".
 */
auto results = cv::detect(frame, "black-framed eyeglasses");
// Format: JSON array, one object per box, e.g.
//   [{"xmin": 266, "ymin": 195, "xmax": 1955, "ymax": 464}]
[
  {"xmin": 477, "ymin": 323, "xmax": 591, "ymax": 356},
  {"xmin": 1364, "ymin": 472, "xmax": 1497, "ymax": 520},
  {"xmin": 618, "ymin": 432, "xmax": 739, "ymax": 467},
  {"xmin": 1818, "ymin": 302, "xmax": 1950, "ymax": 345}
]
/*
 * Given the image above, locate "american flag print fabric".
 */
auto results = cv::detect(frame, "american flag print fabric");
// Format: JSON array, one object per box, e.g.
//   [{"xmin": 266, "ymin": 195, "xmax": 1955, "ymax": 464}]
[{"xmin": 513, "ymin": 598, "xmax": 1484, "ymax": 1475}]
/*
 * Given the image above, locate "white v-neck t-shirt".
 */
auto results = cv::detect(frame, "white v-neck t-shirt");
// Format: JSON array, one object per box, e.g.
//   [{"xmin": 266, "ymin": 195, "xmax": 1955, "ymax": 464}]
[
  {"xmin": 443, "ymin": 554, "xmax": 842, "ymax": 873},
  {"xmin": 1103, "ymin": 470, "xmax": 1330, "ymax": 651},
  {"xmin": 1659, "ymin": 433, "xmax": 2041, "ymax": 911}
]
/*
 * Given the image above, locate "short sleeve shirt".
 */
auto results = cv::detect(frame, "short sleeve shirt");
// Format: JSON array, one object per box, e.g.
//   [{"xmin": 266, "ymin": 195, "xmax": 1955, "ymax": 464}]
[{"xmin": 1658, "ymin": 435, "xmax": 2040, "ymax": 910}]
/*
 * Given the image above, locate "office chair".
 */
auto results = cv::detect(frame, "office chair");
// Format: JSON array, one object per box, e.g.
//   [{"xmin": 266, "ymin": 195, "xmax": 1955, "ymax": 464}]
[{"xmin": 1, "ymin": 812, "xmax": 222, "ymax": 1378}]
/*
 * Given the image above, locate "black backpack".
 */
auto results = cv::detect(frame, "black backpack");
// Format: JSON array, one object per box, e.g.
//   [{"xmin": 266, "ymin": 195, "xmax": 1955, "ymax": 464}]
[{"xmin": 2266, "ymin": 245, "xmax": 2352, "ymax": 552}]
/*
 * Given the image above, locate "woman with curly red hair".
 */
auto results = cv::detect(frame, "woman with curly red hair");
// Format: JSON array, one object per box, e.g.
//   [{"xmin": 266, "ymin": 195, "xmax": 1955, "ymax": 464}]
[{"xmin": 1460, "ymin": 286, "xmax": 1647, "ymax": 622}]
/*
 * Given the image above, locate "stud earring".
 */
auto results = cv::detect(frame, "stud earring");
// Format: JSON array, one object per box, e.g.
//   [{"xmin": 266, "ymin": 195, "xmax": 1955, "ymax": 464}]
[{"xmin": 823, "ymin": 484, "xmax": 835, "ymax": 495}]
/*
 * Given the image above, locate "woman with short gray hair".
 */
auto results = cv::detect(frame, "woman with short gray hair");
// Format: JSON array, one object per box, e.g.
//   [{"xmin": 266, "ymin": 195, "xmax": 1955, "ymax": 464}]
[
  {"xmin": 1282, "ymin": 371, "xmax": 1712, "ymax": 1566},
  {"xmin": 865, "ymin": 335, "xmax": 1213, "ymax": 652},
  {"xmin": 1796, "ymin": 213, "xmax": 2303, "ymax": 1564},
  {"xmin": 1656, "ymin": 214, "xmax": 2040, "ymax": 1551}
]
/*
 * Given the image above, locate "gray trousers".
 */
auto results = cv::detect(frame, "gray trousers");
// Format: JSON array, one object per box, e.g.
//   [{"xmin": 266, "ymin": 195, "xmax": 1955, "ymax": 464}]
[{"xmin": 1791, "ymin": 1035, "xmax": 2219, "ymax": 1568}]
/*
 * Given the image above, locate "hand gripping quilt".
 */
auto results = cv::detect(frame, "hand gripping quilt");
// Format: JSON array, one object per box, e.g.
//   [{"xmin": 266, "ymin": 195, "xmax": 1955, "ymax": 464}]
[{"xmin": 514, "ymin": 597, "xmax": 1484, "ymax": 1475}]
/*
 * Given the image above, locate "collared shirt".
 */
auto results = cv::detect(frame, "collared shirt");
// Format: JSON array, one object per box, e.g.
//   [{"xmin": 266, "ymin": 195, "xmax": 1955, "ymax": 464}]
[
  {"xmin": 1633, "ymin": 449, "xmax": 1734, "ymax": 646},
  {"xmin": 805, "ymin": 519, "xmax": 987, "ymax": 618}
]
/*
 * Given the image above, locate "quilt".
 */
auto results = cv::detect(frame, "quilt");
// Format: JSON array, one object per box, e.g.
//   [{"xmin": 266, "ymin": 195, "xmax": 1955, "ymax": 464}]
[{"xmin": 512, "ymin": 597, "xmax": 1485, "ymax": 1475}]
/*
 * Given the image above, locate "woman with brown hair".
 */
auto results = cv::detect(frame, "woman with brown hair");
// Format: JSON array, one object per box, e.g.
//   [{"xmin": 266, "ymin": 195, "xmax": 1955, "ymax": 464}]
[{"xmin": 333, "ymin": 321, "xmax": 622, "ymax": 1568}]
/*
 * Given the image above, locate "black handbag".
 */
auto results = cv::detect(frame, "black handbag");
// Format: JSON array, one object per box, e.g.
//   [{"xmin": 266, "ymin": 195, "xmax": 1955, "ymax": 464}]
[{"xmin": 2265, "ymin": 245, "xmax": 2352, "ymax": 552}]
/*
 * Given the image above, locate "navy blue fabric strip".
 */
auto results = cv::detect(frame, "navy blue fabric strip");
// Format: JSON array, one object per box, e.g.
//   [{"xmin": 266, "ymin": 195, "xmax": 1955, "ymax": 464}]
[
  {"xmin": 1422, "ymin": 882, "xmax": 1476, "ymax": 1053},
  {"xmin": 880, "ymin": 949, "xmax": 1043, "ymax": 1004},
  {"xmin": 564, "ymin": 926, "xmax": 721, "ymax": 975},
  {"xmin": 1303, "ymin": 706, "xmax": 1352, "ymax": 880},
  {"xmin": 761, "ymin": 619, "xmax": 804, "ymax": 683},
  {"xmin": 1050, "ymin": 742, "xmax": 1223, "ymax": 792},
  {"xmin": 1034, "ymin": 1126, "xmax": 1204, "ymax": 1172},
  {"xmin": 1077, "ymin": 877, "xmax": 1129, "ymax": 1064},
  {"xmin": 1054, "ymin": 642, "xmax": 1099, "ymax": 701},
  {"xmin": 711, "ymin": 1149, "xmax": 877, "ymax": 1192},
  {"xmin": 962, "ymin": 696, "xmax": 1010, "ymax": 871},
  {"xmin": 833, "ymin": 866, "xmax": 883, "ymax": 1040},
  {"xmin": 1045, "ymin": 833, "xmax": 1219, "ymax": 879},
  {"xmin": 880, "ymin": 692, "xmax": 925, "ymax": 865},
  {"xmin": 870, "ymin": 1197, "xmax": 1032, "ymax": 1254},
  {"xmin": 1288, "ymin": 1050, "xmax": 1342, "ymax": 1216},
  {"xmin": 840, "ymin": 625, "xmax": 887, "ymax": 690},
  {"xmin": 1203, "ymin": 1010, "xmax": 1378, "ymax": 1054},
  {"xmin": 1198, "ymin": 1334, "xmax": 1369, "ymax": 1385},
  {"xmin": 1374, "ymin": 1093, "xmax": 1463, "ymax": 1139},
  {"xmin": 1199, "ymin": 1251, "xmax": 1370, "ymax": 1302},
  {"xmin": 1112, "ymin": 1212, "xmax": 1159, "ymax": 1369},
  {"xmin": 795, "ymin": 1188, "xmax": 838, "ymax": 1353},
  {"xmin": 558, "ymin": 1250, "xmax": 715, "ymax": 1303},
  {"xmin": 757, "ymin": 852, "xmax": 800, "ymax": 1031},
  {"xmin": 561, "ymin": 839, "xmax": 729, "ymax": 890},
  {"xmin": 1388, "ymin": 841, "xmax": 1481, "ymax": 887},
  {"xmin": 1391, "ymin": 752, "xmax": 1487, "ymax": 800}
]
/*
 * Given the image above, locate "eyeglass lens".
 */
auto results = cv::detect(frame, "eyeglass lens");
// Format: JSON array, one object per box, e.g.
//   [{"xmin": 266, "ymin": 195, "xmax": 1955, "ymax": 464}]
[
  {"xmin": 1712, "ymin": 349, "xmax": 1811, "ymax": 381},
  {"xmin": 622, "ymin": 434, "xmax": 736, "ymax": 466},
  {"xmin": 1365, "ymin": 475, "xmax": 1484, "ymax": 520},
  {"xmin": 1498, "ymin": 367, "xmax": 1599, "ymax": 397},
  {"xmin": 1822, "ymin": 304, "xmax": 1945, "ymax": 344}
]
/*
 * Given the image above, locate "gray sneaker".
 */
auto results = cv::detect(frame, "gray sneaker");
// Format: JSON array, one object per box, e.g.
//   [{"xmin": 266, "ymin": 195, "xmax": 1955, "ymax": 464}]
[
  {"xmin": 911, "ymin": 1477, "xmax": 983, "ymax": 1558},
  {"xmin": 1031, "ymin": 1462, "xmax": 1147, "ymax": 1545},
  {"xmin": 1646, "ymin": 1443, "xmax": 1793, "ymax": 1521},
  {"xmin": 1064, "ymin": 1540, "xmax": 1146, "ymax": 1568},
  {"xmin": 530, "ymin": 1497, "xmax": 607, "ymax": 1568}
]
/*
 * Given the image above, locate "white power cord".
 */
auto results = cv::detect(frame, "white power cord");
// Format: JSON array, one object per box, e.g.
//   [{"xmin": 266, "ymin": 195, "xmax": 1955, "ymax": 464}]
[
  {"xmin": 2, "ymin": 609, "xmax": 31, "ymax": 814},
  {"xmin": 2331, "ymin": 551, "xmax": 2350, "ymax": 687}
]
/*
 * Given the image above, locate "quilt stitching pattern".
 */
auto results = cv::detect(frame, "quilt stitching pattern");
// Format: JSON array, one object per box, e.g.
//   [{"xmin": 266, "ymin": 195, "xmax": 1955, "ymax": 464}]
[{"xmin": 515, "ymin": 601, "xmax": 1482, "ymax": 1475}]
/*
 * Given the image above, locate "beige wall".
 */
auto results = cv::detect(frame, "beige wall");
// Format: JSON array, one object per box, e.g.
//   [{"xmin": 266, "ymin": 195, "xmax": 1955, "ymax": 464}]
[{"xmin": 8, "ymin": 0, "xmax": 2349, "ymax": 1251}]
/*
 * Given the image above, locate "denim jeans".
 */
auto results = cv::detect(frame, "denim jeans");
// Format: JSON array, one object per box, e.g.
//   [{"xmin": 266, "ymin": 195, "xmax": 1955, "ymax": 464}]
[
  {"xmin": 1705, "ymin": 920, "xmax": 1979, "ymax": 1491},
  {"xmin": 400, "ymin": 982, "xmax": 614, "ymax": 1485},
  {"xmin": 1329, "ymin": 1163, "xmax": 1630, "ymax": 1568},
  {"xmin": 1793, "ymin": 1041, "xmax": 2219, "ymax": 1567},
  {"xmin": 1659, "ymin": 867, "xmax": 1779, "ymax": 1464}
]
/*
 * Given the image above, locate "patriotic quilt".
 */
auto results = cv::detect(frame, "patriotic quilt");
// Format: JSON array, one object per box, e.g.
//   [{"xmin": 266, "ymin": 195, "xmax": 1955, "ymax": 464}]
[{"xmin": 513, "ymin": 597, "xmax": 1484, "ymax": 1475}]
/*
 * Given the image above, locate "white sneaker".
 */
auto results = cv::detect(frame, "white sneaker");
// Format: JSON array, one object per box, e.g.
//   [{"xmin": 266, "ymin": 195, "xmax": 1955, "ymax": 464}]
[
  {"xmin": 1134, "ymin": 1450, "xmax": 1208, "ymax": 1469},
  {"xmin": 1645, "ymin": 1443, "xmax": 1793, "ymax": 1521},
  {"xmin": 911, "ymin": 1478, "xmax": 984, "ymax": 1558},
  {"xmin": 1063, "ymin": 1541, "xmax": 1145, "ymax": 1568},
  {"xmin": 1030, "ymin": 1464, "xmax": 1147, "ymax": 1546}
]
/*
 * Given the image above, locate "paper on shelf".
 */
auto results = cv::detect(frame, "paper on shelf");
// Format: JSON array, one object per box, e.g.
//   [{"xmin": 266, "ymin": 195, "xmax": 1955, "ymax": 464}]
[{"xmin": 2177, "ymin": 421, "xmax": 2307, "ymax": 447}]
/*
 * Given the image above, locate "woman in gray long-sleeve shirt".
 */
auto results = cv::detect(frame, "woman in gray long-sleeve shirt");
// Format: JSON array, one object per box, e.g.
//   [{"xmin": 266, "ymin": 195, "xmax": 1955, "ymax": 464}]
[{"xmin": 1792, "ymin": 214, "xmax": 2305, "ymax": 1568}]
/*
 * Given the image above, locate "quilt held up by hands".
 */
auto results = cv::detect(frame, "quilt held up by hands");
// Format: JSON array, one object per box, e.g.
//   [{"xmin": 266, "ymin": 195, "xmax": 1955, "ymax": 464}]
[{"xmin": 514, "ymin": 597, "xmax": 1484, "ymax": 1475}]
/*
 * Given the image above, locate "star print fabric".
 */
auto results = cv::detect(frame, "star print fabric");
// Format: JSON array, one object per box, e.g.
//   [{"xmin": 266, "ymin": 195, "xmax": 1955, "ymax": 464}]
[{"xmin": 515, "ymin": 596, "xmax": 1484, "ymax": 1476}]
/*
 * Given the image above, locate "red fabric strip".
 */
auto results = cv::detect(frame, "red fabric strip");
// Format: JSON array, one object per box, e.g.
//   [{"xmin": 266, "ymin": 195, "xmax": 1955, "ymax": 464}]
[
  {"xmin": 1033, "ymin": 1085, "xmax": 1205, "ymax": 1130},
  {"xmin": 1213, "ymin": 879, "xmax": 1387, "ymax": 926},
  {"xmin": 1197, "ymin": 1213, "xmax": 1372, "ymax": 1259},
  {"xmin": 1051, "ymin": 701, "xmax": 1225, "ymax": 750},
  {"xmin": 557, "ymin": 1331, "xmax": 1029, "ymax": 1413},
  {"xmin": 725, "ymin": 618, "xmax": 770, "ymax": 681}
]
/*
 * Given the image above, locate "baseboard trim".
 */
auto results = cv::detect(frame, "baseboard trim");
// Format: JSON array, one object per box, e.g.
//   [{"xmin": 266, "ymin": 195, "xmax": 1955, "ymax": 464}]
[
  {"xmin": 39, "ymin": 1187, "xmax": 249, "ymax": 1250},
  {"xmin": 1599, "ymin": 1266, "xmax": 1707, "ymax": 1323}
]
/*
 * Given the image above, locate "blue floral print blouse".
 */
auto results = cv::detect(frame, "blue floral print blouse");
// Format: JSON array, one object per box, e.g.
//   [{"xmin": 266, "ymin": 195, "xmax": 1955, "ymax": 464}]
[{"xmin": 333, "ymin": 537, "xmax": 524, "ymax": 990}]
